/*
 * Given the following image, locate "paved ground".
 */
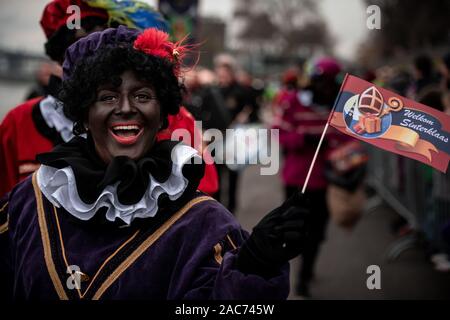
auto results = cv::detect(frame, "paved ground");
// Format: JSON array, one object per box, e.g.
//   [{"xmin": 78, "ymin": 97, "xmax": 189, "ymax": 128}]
[{"xmin": 234, "ymin": 164, "xmax": 450, "ymax": 300}]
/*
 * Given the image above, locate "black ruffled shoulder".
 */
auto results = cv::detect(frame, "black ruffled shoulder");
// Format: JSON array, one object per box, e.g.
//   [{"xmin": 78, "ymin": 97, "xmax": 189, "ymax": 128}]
[{"xmin": 36, "ymin": 135, "xmax": 205, "ymax": 206}]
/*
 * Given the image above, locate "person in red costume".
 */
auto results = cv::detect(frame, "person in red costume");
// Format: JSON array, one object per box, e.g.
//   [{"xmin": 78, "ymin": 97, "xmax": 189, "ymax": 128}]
[
  {"xmin": 158, "ymin": 108, "xmax": 218, "ymax": 195},
  {"xmin": 274, "ymin": 58, "xmax": 350, "ymax": 297},
  {"xmin": 0, "ymin": 0, "xmax": 218, "ymax": 197}
]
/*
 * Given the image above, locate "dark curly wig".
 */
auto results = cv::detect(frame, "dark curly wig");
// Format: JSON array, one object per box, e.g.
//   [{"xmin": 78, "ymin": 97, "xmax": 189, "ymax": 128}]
[{"xmin": 59, "ymin": 44, "xmax": 184, "ymax": 135}]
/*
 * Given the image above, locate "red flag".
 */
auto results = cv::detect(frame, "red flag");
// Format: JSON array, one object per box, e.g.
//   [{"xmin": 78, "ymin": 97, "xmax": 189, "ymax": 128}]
[{"xmin": 330, "ymin": 74, "xmax": 450, "ymax": 173}]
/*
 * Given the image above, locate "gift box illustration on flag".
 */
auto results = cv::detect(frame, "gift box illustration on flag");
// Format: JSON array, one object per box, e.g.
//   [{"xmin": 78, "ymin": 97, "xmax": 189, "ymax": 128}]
[
  {"xmin": 343, "ymin": 85, "xmax": 404, "ymax": 137},
  {"xmin": 330, "ymin": 74, "xmax": 450, "ymax": 173}
]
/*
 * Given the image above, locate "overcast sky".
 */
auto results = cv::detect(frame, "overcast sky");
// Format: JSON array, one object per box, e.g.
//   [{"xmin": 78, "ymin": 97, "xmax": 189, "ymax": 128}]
[{"xmin": 0, "ymin": 0, "xmax": 369, "ymax": 60}]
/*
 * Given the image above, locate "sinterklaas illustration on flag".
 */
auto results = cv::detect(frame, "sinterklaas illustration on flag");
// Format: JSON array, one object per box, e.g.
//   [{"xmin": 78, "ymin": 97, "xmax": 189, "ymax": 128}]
[{"xmin": 327, "ymin": 74, "xmax": 450, "ymax": 173}]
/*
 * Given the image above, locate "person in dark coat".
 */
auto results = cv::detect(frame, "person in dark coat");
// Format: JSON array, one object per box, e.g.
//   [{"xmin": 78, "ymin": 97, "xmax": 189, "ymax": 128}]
[
  {"xmin": 213, "ymin": 60, "xmax": 255, "ymax": 213},
  {"xmin": 0, "ymin": 26, "xmax": 311, "ymax": 300},
  {"xmin": 275, "ymin": 58, "xmax": 349, "ymax": 297}
]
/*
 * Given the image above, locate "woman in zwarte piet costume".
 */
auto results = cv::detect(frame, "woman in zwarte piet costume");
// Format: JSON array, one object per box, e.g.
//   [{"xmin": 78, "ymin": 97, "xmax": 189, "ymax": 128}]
[
  {"xmin": 0, "ymin": 26, "xmax": 312, "ymax": 300},
  {"xmin": 0, "ymin": 0, "xmax": 218, "ymax": 198}
]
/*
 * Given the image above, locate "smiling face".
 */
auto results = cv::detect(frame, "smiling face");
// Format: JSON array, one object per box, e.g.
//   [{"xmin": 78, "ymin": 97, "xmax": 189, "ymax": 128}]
[{"xmin": 87, "ymin": 70, "xmax": 162, "ymax": 164}]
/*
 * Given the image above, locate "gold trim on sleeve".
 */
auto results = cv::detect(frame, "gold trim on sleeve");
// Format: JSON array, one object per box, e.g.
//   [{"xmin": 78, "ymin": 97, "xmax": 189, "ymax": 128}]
[
  {"xmin": 213, "ymin": 243, "xmax": 223, "ymax": 265},
  {"xmin": 0, "ymin": 202, "xmax": 8, "ymax": 213},
  {"xmin": 0, "ymin": 217, "xmax": 8, "ymax": 234},
  {"xmin": 226, "ymin": 234, "xmax": 237, "ymax": 250}
]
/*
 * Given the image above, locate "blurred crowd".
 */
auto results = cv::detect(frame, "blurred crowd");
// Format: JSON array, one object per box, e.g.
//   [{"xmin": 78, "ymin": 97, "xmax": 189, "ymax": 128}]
[
  {"xmin": 177, "ymin": 51, "xmax": 450, "ymax": 295},
  {"xmin": 366, "ymin": 52, "xmax": 450, "ymax": 273},
  {"xmin": 0, "ymin": 0, "xmax": 449, "ymax": 300},
  {"xmin": 369, "ymin": 53, "xmax": 450, "ymax": 114}
]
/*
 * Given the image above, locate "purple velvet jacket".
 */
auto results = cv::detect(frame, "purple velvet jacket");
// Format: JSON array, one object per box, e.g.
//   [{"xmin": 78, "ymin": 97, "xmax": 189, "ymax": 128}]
[{"xmin": 0, "ymin": 174, "xmax": 289, "ymax": 300}]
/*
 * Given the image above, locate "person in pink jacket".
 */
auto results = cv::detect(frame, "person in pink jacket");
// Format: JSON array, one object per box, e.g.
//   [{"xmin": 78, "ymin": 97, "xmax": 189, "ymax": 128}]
[{"xmin": 274, "ymin": 59, "xmax": 349, "ymax": 297}]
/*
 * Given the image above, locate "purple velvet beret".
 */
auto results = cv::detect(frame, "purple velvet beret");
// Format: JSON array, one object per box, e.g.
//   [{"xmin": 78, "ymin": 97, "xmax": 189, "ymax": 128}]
[{"xmin": 62, "ymin": 25, "xmax": 140, "ymax": 81}]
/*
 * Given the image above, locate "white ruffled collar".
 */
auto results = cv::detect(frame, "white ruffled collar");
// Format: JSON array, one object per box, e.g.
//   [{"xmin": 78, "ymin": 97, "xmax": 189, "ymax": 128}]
[
  {"xmin": 37, "ymin": 144, "xmax": 200, "ymax": 225},
  {"xmin": 39, "ymin": 95, "xmax": 78, "ymax": 142}
]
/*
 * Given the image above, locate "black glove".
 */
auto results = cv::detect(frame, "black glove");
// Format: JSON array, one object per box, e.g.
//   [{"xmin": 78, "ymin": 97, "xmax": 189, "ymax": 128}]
[{"xmin": 236, "ymin": 192, "xmax": 311, "ymax": 278}]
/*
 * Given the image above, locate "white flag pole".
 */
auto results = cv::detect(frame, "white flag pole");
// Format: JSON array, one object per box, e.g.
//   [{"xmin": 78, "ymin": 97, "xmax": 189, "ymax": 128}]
[
  {"xmin": 301, "ymin": 121, "xmax": 330, "ymax": 194},
  {"xmin": 300, "ymin": 73, "xmax": 349, "ymax": 194}
]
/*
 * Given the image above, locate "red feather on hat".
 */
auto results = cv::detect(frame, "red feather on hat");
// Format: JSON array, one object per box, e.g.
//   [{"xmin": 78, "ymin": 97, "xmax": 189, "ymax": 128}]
[
  {"xmin": 133, "ymin": 28, "xmax": 173, "ymax": 60},
  {"xmin": 133, "ymin": 28, "xmax": 192, "ymax": 76}
]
